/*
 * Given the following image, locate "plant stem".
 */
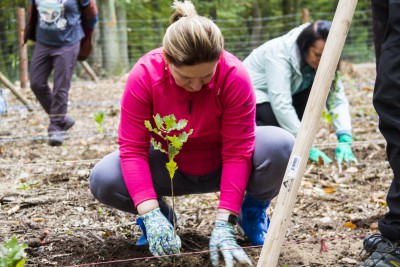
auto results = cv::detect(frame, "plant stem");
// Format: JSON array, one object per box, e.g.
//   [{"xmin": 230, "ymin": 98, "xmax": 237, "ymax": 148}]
[
  {"xmin": 171, "ymin": 177, "xmax": 176, "ymax": 267},
  {"xmin": 171, "ymin": 178, "xmax": 176, "ymax": 233}
]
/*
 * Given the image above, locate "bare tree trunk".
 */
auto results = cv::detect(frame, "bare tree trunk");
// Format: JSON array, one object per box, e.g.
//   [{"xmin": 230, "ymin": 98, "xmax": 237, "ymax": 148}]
[
  {"xmin": 152, "ymin": 0, "xmax": 162, "ymax": 46},
  {"xmin": 116, "ymin": 0, "xmax": 129, "ymax": 70},
  {"xmin": 98, "ymin": 0, "xmax": 120, "ymax": 75},
  {"xmin": 249, "ymin": 0, "xmax": 263, "ymax": 50},
  {"xmin": 282, "ymin": 0, "xmax": 295, "ymax": 33}
]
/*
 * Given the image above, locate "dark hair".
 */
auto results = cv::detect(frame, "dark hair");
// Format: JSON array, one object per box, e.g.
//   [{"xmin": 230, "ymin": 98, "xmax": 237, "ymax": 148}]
[{"xmin": 296, "ymin": 20, "xmax": 332, "ymax": 66}]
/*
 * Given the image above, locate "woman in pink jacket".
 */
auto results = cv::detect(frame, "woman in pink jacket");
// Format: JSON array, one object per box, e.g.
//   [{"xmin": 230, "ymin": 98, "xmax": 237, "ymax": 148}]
[{"xmin": 89, "ymin": 1, "xmax": 294, "ymax": 265}]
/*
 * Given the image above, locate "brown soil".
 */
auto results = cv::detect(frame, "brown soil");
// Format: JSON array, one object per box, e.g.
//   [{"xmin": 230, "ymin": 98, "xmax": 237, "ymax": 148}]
[{"xmin": 0, "ymin": 62, "xmax": 390, "ymax": 267}]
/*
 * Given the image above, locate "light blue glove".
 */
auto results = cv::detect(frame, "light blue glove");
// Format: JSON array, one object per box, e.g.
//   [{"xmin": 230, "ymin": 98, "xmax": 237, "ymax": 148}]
[
  {"xmin": 309, "ymin": 146, "xmax": 332, "ymax": 164},
  {"xmin": 335, "ymin": 134, "xmax": 358, "ymax": 164},
  {"xmin": 140, "ymin": 208, "xmax": 181, "ymax": 256},
  {"xmin": 210, "ymin": 220, "xmax": 252, "ymax": 267}
]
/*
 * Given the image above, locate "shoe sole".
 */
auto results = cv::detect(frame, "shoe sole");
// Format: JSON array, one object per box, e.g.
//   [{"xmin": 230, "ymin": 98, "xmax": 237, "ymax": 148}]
[
  {"xmin": 49, "ymin": 140, "xmax": 63, "ymax": 146},
  {"xmin": 65, "ymin": 117, "xmax": 75, "ymax": 131}
]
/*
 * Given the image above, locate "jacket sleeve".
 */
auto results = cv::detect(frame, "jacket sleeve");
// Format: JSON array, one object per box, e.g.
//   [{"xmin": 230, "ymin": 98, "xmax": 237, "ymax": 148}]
[
  {"xmin": 326, "ymin": 74, "xmax": 352, "ymax": 137},
  {"xmin": 24, "ymin": 1, "xmax": 38, "ymax": 44},
  {"xmin": 80, "ymin": 0, "xmax": 98, "ymax": 29},
  {"xmin": 118, "ymin": 61, "xmax": 157, "ymax": 207},
  {"xmin": 218, "ymin": 62, "xmax": 256, "ymax": 214},
  {"xmin": 264, "ymin": 55, "xmax": 301, "ymax": 137}
]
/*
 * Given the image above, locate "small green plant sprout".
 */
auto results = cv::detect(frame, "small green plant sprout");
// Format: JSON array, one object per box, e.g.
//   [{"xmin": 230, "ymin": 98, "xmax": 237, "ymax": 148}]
[
  {"xmin": 144, "ymin": 114, "xmax": 193, "ymax": 179},
  {"xmin": 144, "ymin": 113, "xmax": 193, "ymax": 250},
  {"xmin": 93, "ymin": 111, "xmax": 105, "ymax": 134},
  {"xmin": 322, "ymin": 71, "xmax": 341, "ymax": 125},
  {"xmin": 321, "ymin": 110, "xmax": 338, "ymax": 125},
  {"xmin": 0, "ymin": 236, "xmax": 28, "ymax": 267}
]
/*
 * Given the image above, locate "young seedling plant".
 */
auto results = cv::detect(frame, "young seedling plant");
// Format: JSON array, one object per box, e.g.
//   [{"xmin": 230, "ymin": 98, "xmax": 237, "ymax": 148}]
[
  {"xmin": 144, "ymin": 114, "xmax": 193, "ymax": 236},
  {"xmin": 0, "ymin": 236, "xmax": 28, "ymax": 267},
  {"xmin": 93, "ymin": 111, "xmax": 105, "ymax": 134}
]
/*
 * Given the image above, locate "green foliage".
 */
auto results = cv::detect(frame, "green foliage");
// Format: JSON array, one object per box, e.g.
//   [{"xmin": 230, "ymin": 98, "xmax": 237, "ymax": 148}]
[
  {"xmin": 0, "ymin": 236, "xmax": 28, "ymax": 267},
  {"xmin": 321, "ymin": 110, "xmax": 338, "ymax": 125},
  {"xmin": 144, "ymin": 114, "xmax": 193, "ymax": 179},
  {"xmin": 16, "ymin": 180, "xmax": 39, "ymax": 190},
  {"xmin": 322, "ymin": 71, "xmax": 341, "ymax": 125},
  {"xmin": 93, "ymin": 111, "xmax": 105, "ymax": 134},
  {"xmin": 0, "ymin": 0, "xmax": 373, "ymax": 80}
]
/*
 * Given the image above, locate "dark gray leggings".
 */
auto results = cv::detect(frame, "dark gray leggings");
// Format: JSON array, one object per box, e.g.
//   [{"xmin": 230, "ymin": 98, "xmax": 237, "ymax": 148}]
[{"xmin": 89, "ymin": 126, "xmax": 295, "ymax": 214}]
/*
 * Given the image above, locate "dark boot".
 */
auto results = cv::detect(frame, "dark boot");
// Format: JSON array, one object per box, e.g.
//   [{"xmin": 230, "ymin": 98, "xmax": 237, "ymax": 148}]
[
  {"xmin": 360, "ymin": 233, "xmax": 400, "ymax": 266},
  {"xmin": 48, "ymin": 115, "xmax": 74, "ymax": 146}
]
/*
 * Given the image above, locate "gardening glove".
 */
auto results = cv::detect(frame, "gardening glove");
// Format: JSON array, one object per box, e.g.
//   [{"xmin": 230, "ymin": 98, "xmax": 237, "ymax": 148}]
[
  {"xmin": 335, "ymin": 134, "xmax": 358, "ymax": 164},
  {"xmin": 309, "ymin": 146, "xmax": 332, "ymax": 164},
  {"xmin": 140, "ymin": 208, "xmax": 181, "ymax": 256},
  {"xmin": 210, "ymin": 220, "xmax": 252, "ymax": 267}
]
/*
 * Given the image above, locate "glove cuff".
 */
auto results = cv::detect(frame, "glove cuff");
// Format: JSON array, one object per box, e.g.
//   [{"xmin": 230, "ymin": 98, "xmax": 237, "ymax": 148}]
[
  {"xmin": 214, "ymin": 220, "xmax": 235, "ymax": 232},
  {"xmin": 140, "ymin": 207, "xmax": 162, "ymax": 221},
  {"xmin": 338, "ymin": 134, "xmax": 352, "ymax": 143},
  {"xmin": 216, "ymin": 213, "xmax": 238, "ymax": 225}
]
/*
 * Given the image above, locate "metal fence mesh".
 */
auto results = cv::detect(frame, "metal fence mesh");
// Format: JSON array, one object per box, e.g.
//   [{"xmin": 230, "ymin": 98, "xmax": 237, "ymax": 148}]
[{"xmin": 0, "ymin": 6, "xmax": 373, "ymax": 82}]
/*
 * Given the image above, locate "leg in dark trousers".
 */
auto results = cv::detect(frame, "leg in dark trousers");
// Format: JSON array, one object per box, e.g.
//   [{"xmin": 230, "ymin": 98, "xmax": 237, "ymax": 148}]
[
  {"xmin": 30, "ymin": 42, "xmax": 79, "ymax": 133},
  {"xmin": 49, "ymin": 42, "xmax": 79, "ymax": 132},
  {"xmin": 255, "ymin": 86, "xmax": 312, "ymax": 126},
  {"xmin": 371, "ymin": 0, "xmax": 400, "ymax": 241},
  {"xmin": 29, "ymin": 42, "xmax": 53, "ymax": 114},
  {"xmin": 371, "ymin": 0, "xmax": 390, "ymax": 63}
]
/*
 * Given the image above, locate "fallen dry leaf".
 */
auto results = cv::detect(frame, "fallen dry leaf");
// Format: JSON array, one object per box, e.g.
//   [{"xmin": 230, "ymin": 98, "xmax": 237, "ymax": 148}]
[
  {"xmin": 361, "ymin": 86, "xmax": 373, "ymax": 91},
  {"xmin": 32, "ymin": 218, "xmax": 46, "ymax": 223},
  {"xmin": 370, "ymin": 222, "xmax": 379, "ymax": 231},
  {"xmin": 323, "ymin": 187, "xmax": 336, "ymax": 194},
  {"xmin": 343, "ymin": 221, "xmax": 357, "ymax": 229}
]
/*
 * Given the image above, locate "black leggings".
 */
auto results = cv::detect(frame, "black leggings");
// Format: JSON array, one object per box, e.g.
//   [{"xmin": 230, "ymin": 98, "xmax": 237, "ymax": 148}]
[{"xmin": 255, "ymin": 86, "xmax": 312, "ymax": 126}]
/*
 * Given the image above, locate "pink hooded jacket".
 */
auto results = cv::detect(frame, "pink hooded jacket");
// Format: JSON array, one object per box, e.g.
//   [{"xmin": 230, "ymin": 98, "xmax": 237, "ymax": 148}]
[{"xmin": 118, "ymin": 48, "xmax": 256, "ymax": 213}]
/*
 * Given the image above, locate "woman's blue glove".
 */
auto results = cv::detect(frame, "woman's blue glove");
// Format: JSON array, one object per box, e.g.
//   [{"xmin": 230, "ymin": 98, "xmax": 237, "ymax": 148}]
[
  {"xmin": 309, "ymin": 146, "xmax": 332, "ymax": 164},
  {"xmin": 140, "ymin": 208, "xmax": 181, "ymax": 256},
  {"xmin": 209, "ymin": 220, "xmax": 252, "ymax": 267},
  {"xmin": 335, "ymin": 134, "xmax": 358, "ymax": 164}
]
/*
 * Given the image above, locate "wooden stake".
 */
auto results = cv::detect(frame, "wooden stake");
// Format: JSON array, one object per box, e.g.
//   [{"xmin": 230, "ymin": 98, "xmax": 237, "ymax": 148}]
[
  {"xmin": 302, "ymin": 8, "xmax": 309, "ymax": 24},
  {"xmin": 256, "ymin": 1, "xmax": 358, "ymax": 266},
  {"xmin": 79, "ymin": 61, "xmax": 99, "ymax": 82},
  {"xmin": 17, "ymin": 8, "xmax": 29, "ymax": 90},
  {"xmin": 0, "ymin": 71, "xmax": 33, "ymax": 111}
]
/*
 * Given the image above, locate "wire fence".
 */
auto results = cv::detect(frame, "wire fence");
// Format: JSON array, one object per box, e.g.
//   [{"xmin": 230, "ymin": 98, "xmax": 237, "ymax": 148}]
[{"xmin": 0, "ymin": 7, "xmax": 373, "ymax": 83}]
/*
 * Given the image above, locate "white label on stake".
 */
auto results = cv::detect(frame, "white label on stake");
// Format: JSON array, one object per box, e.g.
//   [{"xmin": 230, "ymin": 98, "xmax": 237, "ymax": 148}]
[{"xmin": 288, "ymin": 156, "xmax": 301, "ymax": 178}]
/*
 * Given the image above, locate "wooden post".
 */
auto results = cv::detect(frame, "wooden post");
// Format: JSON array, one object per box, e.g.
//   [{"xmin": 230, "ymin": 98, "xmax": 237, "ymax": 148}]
[
  {"xmin": 0, "ymin": 72, "xmax": 33, "ymax": 111},
  {"xmin": 17, "ymin": 8, "xmax": 29, "ymax": 90},
  {"xmin": 256, "ymin": 1, "xmax": 358, "ymax": 266},
  {"xmin": 302, "ymin": 8, "xmax": 309, "ymax": 24},
  {"xmin": 79, "ymin": 61, "xmax": 99, "ymax": 82}
]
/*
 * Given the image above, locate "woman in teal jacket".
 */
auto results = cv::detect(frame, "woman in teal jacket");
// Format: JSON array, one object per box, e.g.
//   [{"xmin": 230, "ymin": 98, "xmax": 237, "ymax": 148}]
[{"xmin": 243, "ymin": 20, "xmax": 357, "ymax": 164}]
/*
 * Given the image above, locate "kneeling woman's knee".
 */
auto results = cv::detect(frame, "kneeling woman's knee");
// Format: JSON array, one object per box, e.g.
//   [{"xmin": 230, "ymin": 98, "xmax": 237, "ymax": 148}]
[
  {"xmin": 89, "ymin": 164, "xmax": 108, "ymax": 201},
  {"xmin": 255, "ymin": 126, "xmax": 295, "ymax": 165},
  {"xmin": 89, "ymin": 158, "xmax": 120, "ymax": 203}
]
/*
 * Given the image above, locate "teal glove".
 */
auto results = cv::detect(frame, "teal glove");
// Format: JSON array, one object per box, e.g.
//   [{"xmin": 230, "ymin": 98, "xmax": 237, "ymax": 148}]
[
  {"xmin": 141, "ymin": 208, "xmax": 181, "ymax": 256},
  {"xmin": 209, "ymin": 220, "xmax": 252, "ymax": 267},
  {"xmin": 309, "ymin": 146, "xmax": 332, "ymax": 164},
  {"xmin": 335, "ymin": 134, "xmax": 358, "ymax": 164}
]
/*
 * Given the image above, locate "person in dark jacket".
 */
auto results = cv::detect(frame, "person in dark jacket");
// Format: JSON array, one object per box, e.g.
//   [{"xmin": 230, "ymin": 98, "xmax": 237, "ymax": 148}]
[{"xmin": 27, "ymin": 0, "xmax": 97, "ymax": 146}]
